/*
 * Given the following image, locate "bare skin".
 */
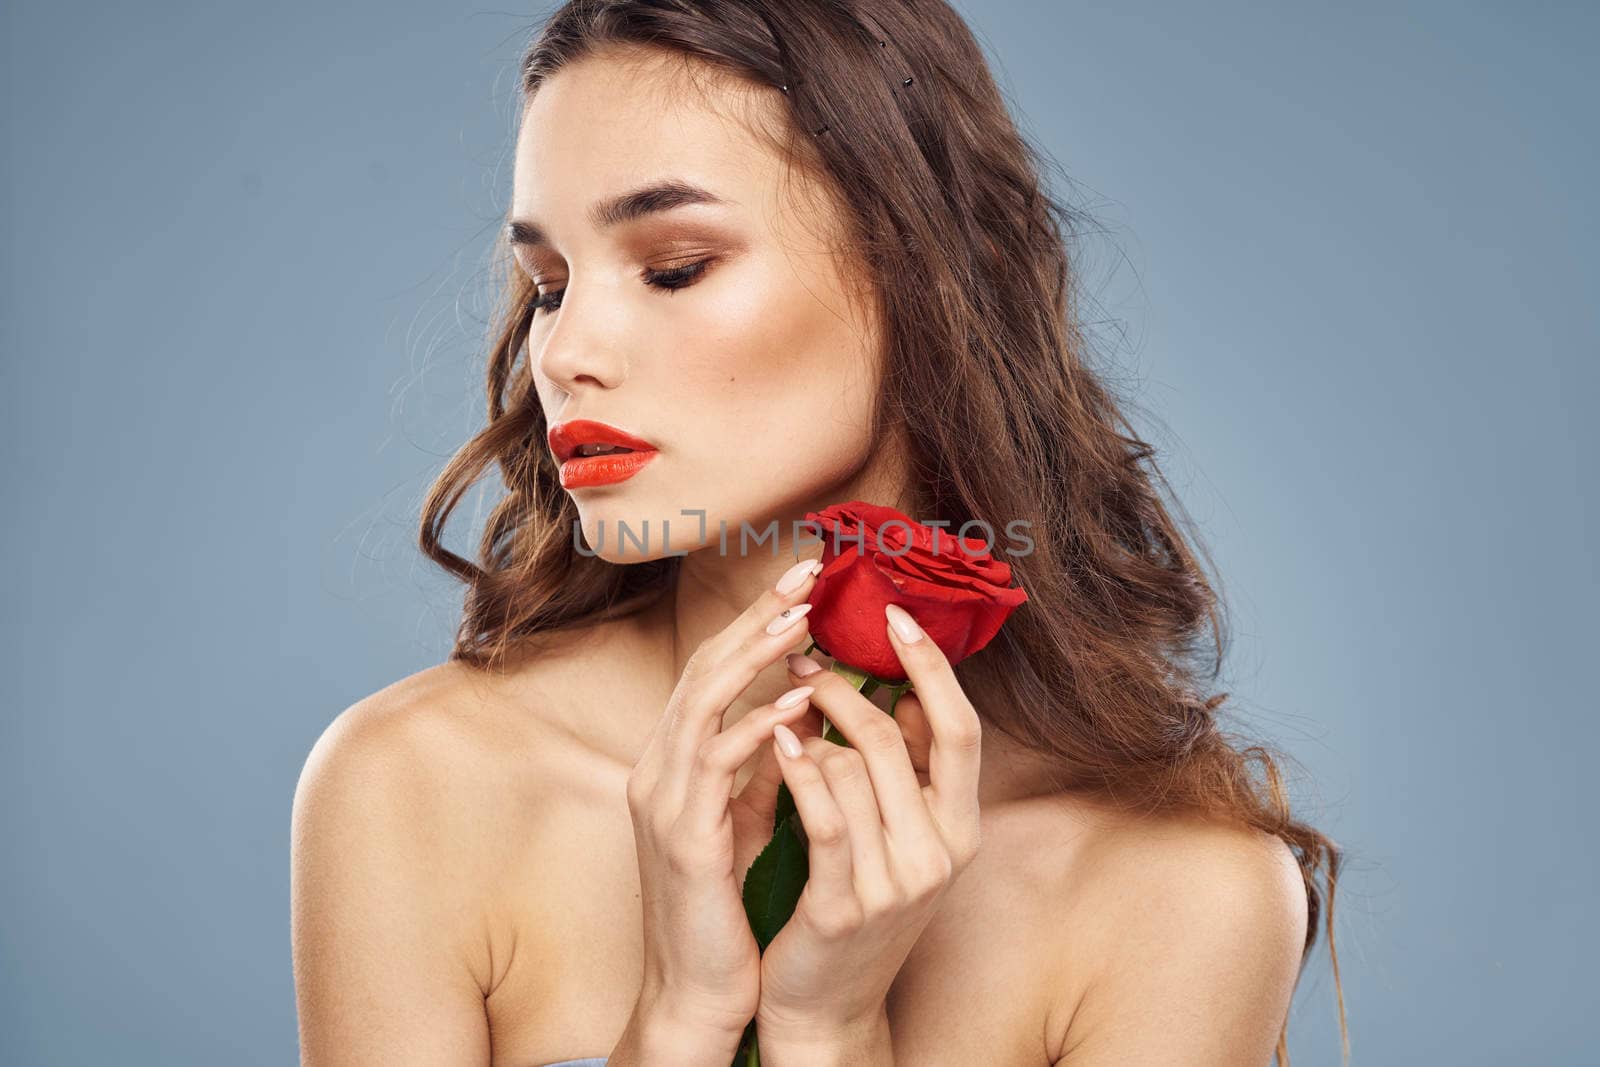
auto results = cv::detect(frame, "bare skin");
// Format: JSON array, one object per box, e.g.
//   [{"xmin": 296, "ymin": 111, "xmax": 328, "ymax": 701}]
[
  {"xmin": 292, "ymin": 602, "xmax": 1306, "ymax": 1066},
  {"xmin": 291, "ymin": 44, "xmax": 1308, "ymax": 1067}
]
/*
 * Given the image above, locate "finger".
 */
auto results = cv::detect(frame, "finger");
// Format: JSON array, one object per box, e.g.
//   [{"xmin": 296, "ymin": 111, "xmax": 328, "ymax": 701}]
[
  {"xmin": 883, "ymin": 603, "xmax": 982, "ymax": 856},
  {"xmin": 892, "ymin": 689, "xmax": 934, "ymax": 783},
  {"xmin": 730, "ymin": 707, "xmax": 827, "ymax": 875},
  {"xmin": 698, "ymin": 557, "xmax": 824, "ymax": 665},
  {"xmin": 802, "ymin": 735, "xmax": 894, "ymax": 902},
  {"xmin": 656, "ymin": 559, "xmax": 824, "ymax": 793},
  {"xmin": 791, "ymin": 659, "xmax": 933, "ymax": 845},
  {"xmin": 679, "ymin": 685, "xmax": 815, "ymax": 838},
  {"xmin": 771, "ymin": 723, "xmax": 854, "ymax": 907},
  {"xmin": 734, "ymin": 706, "xmax": 824, "ymax": 821}
]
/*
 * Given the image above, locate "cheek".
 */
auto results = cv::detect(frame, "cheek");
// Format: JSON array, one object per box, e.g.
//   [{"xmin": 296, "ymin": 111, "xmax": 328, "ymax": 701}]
[
  {"xmin": 666, "ymin": 351, "xmax": 876, "ymax": 521},
  {"xmin": 664, "ymin": 255, "xmax": 879, "ymax": 447}
]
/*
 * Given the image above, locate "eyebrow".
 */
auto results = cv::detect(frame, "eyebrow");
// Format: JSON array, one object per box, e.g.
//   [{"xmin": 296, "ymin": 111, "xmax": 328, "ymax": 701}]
[{"xmin": 506, "ymin": 179, "xmax": 731, "ymax": 248}]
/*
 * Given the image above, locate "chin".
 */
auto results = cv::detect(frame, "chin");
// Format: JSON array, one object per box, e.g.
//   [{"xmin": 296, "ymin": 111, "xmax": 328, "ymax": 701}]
[{"xmin": 568, "ymin": 493, "xmax": 702, "ymax": 564}]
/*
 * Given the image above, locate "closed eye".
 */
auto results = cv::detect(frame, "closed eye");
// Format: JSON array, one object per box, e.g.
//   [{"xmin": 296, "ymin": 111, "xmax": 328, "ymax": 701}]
[{"xmin": 526, "ymin": 257, "xmax": 715, "ymax": 317}]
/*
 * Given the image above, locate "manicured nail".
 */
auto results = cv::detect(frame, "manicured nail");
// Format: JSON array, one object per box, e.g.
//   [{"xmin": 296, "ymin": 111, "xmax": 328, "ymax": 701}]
[
  {"xmin": 786, "ymin": 652, "xmax": 823, "ymax": 676},
  {"xmin": 775, "ymin": 558, "xmax": 821, "ymax": 595},
  {"xmin": 775, "ymin": 685, "xmax": 814, "ymax": 709},
  {"xmin": 773, "ymin": 722, "xmax": 804, "ymax": 758},
  {"xmin": 885, "ymin": 603, "xmax": 924, "ymax": 643},
  {"xmin": 766, "ymin": 601, "xmax": 813, "ymax": 635}
]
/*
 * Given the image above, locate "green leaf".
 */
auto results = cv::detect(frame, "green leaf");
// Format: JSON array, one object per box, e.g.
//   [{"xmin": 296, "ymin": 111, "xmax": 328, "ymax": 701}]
[
  {"xmin": 734, "ymin": 1020, "xmax": 759, "ymax": 1067},
  {"xmin": 741, "ymin": 812, "xmax": 809, "ymax": 951},
  {"xmin": 829, "ymin": 660, "xmax": 871, "ymax": 690}
]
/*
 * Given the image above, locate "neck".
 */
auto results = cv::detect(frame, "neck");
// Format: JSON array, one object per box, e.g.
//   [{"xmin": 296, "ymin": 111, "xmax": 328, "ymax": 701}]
[
  {"xmin": 655, "ymin": 456, "xmax": 915, "ymax": 733},
  {"xmin": 663, "ymin": 531, "xmax": 819, "ymax": 731}
]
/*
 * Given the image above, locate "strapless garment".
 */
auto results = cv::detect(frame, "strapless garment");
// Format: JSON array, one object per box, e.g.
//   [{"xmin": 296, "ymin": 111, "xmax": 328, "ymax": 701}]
[{"xmin": 537, "ymin": 1059, "xmax": 607, "ymax": 1067}]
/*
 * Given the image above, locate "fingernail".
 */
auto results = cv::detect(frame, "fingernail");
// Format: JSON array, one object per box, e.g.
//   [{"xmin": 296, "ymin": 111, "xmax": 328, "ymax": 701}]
[
  {"xmin": 786, "ymin": 653, "xmax": 823, "ymax": 676},
  {"xmin": 775, "ymin": 685, "xmax": 814, "ymax": 709},
  {"xmin": 773, "ymin": 722, "xmax": 804, "ymax": 758},
  {"xmin": 885, "ymin": 602, "xmax": 924, "ymax": 643},
  {"xmin": 775, "ymin": 558, "xmax": 821, "ymax": 595},
  {"xmin": 765, "ymin": 601, "xmax": 813, "ymax": 635}
]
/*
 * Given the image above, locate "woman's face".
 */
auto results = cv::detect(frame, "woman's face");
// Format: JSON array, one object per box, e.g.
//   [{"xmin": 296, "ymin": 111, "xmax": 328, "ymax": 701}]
[{"xmin": 510, "ymin": 47, "xmax": 896, "ymax": 564}]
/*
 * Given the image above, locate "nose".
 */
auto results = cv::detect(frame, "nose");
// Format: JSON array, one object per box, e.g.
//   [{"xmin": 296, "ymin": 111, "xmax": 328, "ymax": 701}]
[{"xmin": 533, "ymin": 292, "xmax": 627, "ymax": 395}]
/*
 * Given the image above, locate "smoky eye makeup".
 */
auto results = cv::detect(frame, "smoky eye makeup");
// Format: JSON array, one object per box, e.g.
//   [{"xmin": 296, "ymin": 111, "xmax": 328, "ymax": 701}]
[{"xmin": 521, "ymin": 250, "xmax": 729, "ymax": 318}]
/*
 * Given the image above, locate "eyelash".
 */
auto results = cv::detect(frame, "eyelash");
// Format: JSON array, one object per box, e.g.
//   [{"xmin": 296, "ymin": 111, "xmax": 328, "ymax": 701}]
[{"xmin": 524, "ymin": 258, "xmax": 713, "ymax": 317}]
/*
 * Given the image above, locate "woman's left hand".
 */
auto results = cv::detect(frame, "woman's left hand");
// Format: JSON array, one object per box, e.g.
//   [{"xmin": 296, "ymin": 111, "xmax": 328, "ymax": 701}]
[{"xmin": 755, "ymin": 602, "xmax": 984, "ymax": 1048}]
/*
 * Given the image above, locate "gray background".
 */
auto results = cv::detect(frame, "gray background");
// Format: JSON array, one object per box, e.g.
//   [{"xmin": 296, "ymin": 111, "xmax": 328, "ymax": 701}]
[{"xmin": 3, "ymin": 2, "xmax": 1594, "ymax": 1063}]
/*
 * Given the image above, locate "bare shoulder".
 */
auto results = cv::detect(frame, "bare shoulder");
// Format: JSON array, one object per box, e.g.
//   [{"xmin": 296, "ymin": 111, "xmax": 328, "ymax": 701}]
[
  {"xmin": 1078, "ymin": 807, "xmax": 1307, "ymax": 924},
  {"xmin": 293, "ymin": 607, "xmax": 661, "ymax": 852},
  {"xmin": 294, "ymin": 656, "xmax": 548, "ymax": 842},
  {"xmin": 289, "ymin": 659, "xmax": 536, "ymax": 988},
  {"xmin": 287, "ymin": 661, "xmax": 513, "ymax": 1062},
  {"xmin": 1043, "ymin": 804, "xmax": 1309, "ymax": 1064},
  {"xmin": 290, "ymin": 613, "xmax": 664, "ymax": 1061},
  {"xmin": 303, "ymin": 645, "xmax": 577, "ymax": 770},
  {"xmin": 293, "ymin": 615, "xmax": 639, "ymax": 862}
]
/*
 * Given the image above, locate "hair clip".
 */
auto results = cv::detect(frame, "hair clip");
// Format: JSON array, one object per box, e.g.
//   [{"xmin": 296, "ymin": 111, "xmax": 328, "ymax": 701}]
[
  {"xmin": 773, "ymin": 27, "xmax": 912, "ymax": 137},
  {"xmin": 872, "ymin": 32, "xmax": 914, "ymax": 92}
]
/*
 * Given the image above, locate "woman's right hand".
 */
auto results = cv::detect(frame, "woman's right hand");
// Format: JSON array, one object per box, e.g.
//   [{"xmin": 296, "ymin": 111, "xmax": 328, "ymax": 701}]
[{"xmin": 622, "ymin": 557, "xmax": 826, "ymax": 1052}]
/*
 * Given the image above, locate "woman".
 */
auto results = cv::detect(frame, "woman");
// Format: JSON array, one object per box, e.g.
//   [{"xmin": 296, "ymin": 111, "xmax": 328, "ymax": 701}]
[{"xmin": 291, "ymin": 2, "xmax": 1347, "ymax": 1064}]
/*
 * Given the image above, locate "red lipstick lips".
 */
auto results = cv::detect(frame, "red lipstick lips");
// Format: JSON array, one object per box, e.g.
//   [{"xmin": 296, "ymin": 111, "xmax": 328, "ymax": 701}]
[{"xmin": 547, "ymin": 418, "xmax": 660, "ymax": 489}]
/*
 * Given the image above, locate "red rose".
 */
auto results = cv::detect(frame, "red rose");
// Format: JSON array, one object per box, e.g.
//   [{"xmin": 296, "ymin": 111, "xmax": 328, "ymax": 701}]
[{"xmin": 802, "ymin": 501, "xmax": 1029, "ymax": 681}]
